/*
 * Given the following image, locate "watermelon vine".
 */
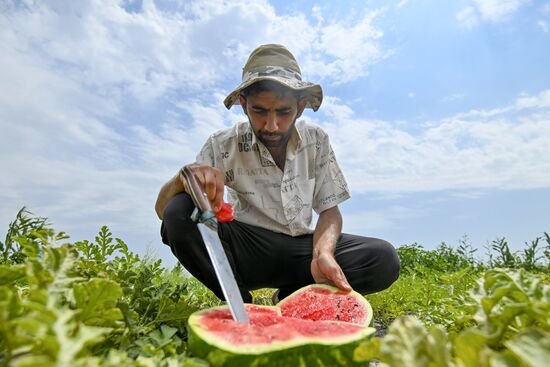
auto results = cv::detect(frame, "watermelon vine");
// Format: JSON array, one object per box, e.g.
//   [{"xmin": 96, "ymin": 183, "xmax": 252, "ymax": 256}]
[{"xmin": 1, "ymin": 208, "xmax": 548, "ymax": 366}]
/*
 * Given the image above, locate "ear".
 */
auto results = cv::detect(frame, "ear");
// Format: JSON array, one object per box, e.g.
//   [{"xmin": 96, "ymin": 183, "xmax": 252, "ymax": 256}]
[
  {"xmin": 295, "ymin": 97, "xmax": 307, "ymax": 119},
  {"xmin": 239, "ymin": 95, "xmax": 248, "ymax": 116}
]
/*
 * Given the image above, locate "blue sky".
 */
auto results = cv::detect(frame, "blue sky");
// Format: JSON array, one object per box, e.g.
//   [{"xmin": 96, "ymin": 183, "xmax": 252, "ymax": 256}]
[{"xmin": 1, "ymin": 0, "xmax": 549, "ymax": 267}]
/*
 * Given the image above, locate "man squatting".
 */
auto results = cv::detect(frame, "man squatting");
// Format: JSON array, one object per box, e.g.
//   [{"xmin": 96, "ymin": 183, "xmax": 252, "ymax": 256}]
[{"xmin": 155, "ymin": 44, "xmax": 400, "ymax": 304}]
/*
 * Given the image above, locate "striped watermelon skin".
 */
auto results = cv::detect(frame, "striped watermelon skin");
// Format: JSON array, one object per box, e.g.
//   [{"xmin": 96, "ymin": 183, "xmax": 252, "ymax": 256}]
[{"xmin": 187, "ymin": 285, "xmax": 375, "ymax": 367}]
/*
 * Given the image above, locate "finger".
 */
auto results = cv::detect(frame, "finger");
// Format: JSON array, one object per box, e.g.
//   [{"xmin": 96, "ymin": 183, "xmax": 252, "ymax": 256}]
[
  {"xmin": 205, "ymin": 168, "xmax": 225, "ymax": 212},
  {"xmin": 190, "ymin": 166, "xmax": 219, "ymax": 211},
  {"xmin": 191, "ymin": 165, "xmax": 206, "ymax": 187},
  {"xmin": 325, "ymin": 263, "xmax": 351, "ymax": 291},
  {"xmin": 211, "ymin": 168, "xmax": 224, "ymax": 212},
  {"xmin": 334, "ymin": 270, "xmax": 352, "ymax": 291},
  {"xmin": 203, "ymin": 169, "xmax": 220, "ymax": 211}
]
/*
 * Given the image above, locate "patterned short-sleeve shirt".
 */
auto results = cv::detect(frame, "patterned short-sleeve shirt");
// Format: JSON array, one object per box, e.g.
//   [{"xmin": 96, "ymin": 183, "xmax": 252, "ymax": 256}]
[{"xmin": 196, "ymin": 120, "xmax": 351, "ymax": 236}]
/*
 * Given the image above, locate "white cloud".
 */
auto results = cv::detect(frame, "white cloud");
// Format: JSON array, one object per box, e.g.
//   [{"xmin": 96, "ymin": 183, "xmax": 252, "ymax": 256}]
[
  {"xmin": 514, "ymin": 89, "xmax": 550, "ymax": 108},
  {"xmin": 319, "ymin": 90, "xmax": 550, "ymax": 194},
  {"xmin": 472, "ymin": 0, "xmax": 530, "ymax": 22},
  {"xmin": 342, "ymin": 205, "xmax": 420, "ymax": 234},
  {"xmin": 456, "ymin": 6, "xmax": 480, "ymax": 29},
  {"xmin": 320, "ymin": 96, "xmax": 355, "ymax": 120},
  {"xmin": 0, "ymin": 1, "xmax": 377, "ymax": 259},
  {"xmin": 451, "ymin": 89, "xmax": 550, "ymax": 119},
  {"xmin": 0, "ymin": 32, "xmax": 122, "ymax": 154},
  {"xmin": 128, "ymin": 95, "xmax": 243, "ymax": 170},
  {"xmin": 538, "ymin": 20, "xmax": 549, "ymax": 32},
  {"xmin": 441, "ymin": 93, "xmax": 465, "ymax": 102},
  {"xmin": 396, "ymin": 0, "xmax": 409, "ymax": 9},
  {"xmin": 1, "ymin": 0, "xmax": 387, "ymax": 106},
  {"xmin": 307, "ymin": 10, "xmax": 389, "ymax": 84},
  {"xmin": 2, "ymin": 0, "xmax": 548, "ymax": 262},
  {"xmin": 457, "ymin": 0, "xmax": 530, "ymax": 28},
  {"xmin": 311, "ymin": 5, "xmax": 324, "ymax": 24}
]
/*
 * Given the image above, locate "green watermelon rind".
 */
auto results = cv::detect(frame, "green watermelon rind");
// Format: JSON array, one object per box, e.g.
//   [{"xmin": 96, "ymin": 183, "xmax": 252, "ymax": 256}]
[
  {"xmin": 188, "ymin": 305, "xmax": 375, "ymax": 354},
  {"xmin": 187, "ymin": 285, "xmax": 376, "ymax": 367},
  {"xmin": 276, "ymin": 284, "xmax": 374, "ymax": 327},
  {"xmin": 188, "ymin": 327, "xmax": 375, "ymax": 367}
]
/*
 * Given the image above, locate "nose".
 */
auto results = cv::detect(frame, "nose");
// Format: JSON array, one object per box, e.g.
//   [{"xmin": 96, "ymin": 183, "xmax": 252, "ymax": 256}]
[{"xmin": 264, "ymin": 112, "xmax": 278, "ymax": 132}]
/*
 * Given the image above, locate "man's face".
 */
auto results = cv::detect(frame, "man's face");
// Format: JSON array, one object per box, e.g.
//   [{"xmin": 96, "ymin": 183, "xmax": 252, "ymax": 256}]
[{"xmin": 239, "ymin": 90, "xmax": 306, "ymax": 148}]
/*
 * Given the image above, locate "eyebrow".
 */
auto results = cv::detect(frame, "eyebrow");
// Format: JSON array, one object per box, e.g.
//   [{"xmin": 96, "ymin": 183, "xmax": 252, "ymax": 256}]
[{"xmin": 251, "ymin": 105, "xmax": 292, "ymax": 112}]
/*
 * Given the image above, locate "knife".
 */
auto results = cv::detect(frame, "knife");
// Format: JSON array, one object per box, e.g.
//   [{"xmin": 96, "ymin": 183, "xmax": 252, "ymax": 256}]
[{"xmin": 181, "ymin": 166, "xmax": 249, "ymax": 324}]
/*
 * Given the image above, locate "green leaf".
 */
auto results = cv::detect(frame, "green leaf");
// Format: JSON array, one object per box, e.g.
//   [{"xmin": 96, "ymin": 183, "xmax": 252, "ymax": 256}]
[
  {"xmin": 505, "ymin": 328, "xmax": 550, "ymax": 367},
  {"xmin": 182, "ymin": 357, "xmax": 210, "ymax": 367},
  {"xmin": 0, "ymin": 264, "xmax": 26, "ymax": 285},
  {"xmin": 426, "ymin": 326, "xmax": 454, "ymax": 366},
  {"xmin": 148, "ymin": 324, "xmax": 178, "ymax": 347},
  {"xmin": 453, "ymin": 329, "xmax": 493, "ymax": 367},
  {"xmin": 11, "ymin": 355, "xmax": 55, "ymax": 367},
  {"xmin": 353, "ymin": 337, "xmax": 381, "ymax": 362},
  {"xmin": 73, "ymin": 279, "xmax": 123, "ymax": 327},
  {"xmin": 372, "ymin": 316, "xmax": 455, "ymax": 367},
  {"xmin": 490, "ymin": 352, "xmax": 523, "ymax": 367},
  {"xmin": 52, "ymin": 310, "xmax": 111, "ymax": 365}
]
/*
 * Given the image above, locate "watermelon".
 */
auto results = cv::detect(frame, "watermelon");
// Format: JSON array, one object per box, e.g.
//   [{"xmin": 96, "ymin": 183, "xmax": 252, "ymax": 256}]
[{"xmin": 187, "ymin": 284, "xmax": 375, "ymax": 367}]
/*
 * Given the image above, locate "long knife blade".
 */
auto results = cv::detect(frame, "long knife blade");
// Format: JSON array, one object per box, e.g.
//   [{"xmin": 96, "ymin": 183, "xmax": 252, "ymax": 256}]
[
  {"xmin": 197, "ymin": 222, "xmax": 249, "ymax": 323},
  {"xmin": 181, "ymin": 166, "xmax": 249, "ymax": 324}
]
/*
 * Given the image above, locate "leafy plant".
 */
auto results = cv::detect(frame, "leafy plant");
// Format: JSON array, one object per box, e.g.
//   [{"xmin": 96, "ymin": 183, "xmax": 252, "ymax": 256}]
[
  {"xmin": 0, "ymin": 207, "xmax": 56, "ymax": 265},
  {"xmin": 367, "ymin": 267, "xmax": 480, "ymax": 333},
  {"xmin": 397, "ymin": 241, "xmax": 479, "ymax": 275},
  {"xmin": 0, "ymin": 209, "xmax": 206, "ymax": 366},
  {"xmin": 1, "ymin": 208, "xmax": 548, "ymax": 366},
  {"xmin": 487, "ymin": 235, "xmax": 549, "ymax": 271},
  {"xmin": 355, "ymin": 269, "xmax": 550, "ymax": 367},
  {"xmin": 490, "ymin": 237, "xmax": 519, "ymax": 268}
]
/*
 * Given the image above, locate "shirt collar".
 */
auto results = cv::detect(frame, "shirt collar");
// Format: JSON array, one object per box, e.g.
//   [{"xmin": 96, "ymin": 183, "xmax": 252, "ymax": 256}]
[
  {"xmin": 286, "ymin": 122, "xmax": 301, "ymax": 160},
  {"xmin": 246, "ymin": 121, "xmax": 302, "ymax": 162}
]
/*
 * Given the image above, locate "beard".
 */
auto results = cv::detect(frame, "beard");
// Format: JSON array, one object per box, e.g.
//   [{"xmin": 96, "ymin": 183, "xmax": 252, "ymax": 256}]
[{"xmin": 255, "ymin": 120, "xmax": 296, "ymax": 148}]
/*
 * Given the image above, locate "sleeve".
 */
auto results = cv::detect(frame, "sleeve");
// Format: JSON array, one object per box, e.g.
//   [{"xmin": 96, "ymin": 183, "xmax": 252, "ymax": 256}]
[
  {"xmin": 312, "ymin": 131, "xmax": 351, "ymax": 214},
  {"xmin": 195, "ymin": 136, "xmax": 218, "ymax": 168},
  {"xmin": 195, "ymin": 134, "xmax": 235, "ymax": 187}
]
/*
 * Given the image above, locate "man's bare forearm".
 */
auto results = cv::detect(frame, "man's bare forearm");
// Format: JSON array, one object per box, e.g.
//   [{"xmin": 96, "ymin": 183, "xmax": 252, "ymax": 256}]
[
  {"xmin": 313, "ymin": 206, "xmax": 342, "ymax": 258},
  {"xmin": 310, "ymin": 205, "xmax": 351, "ymax": 290},
  {"xmin": 155, "ymin": 164, "xmax": 225, "ymax": 220},
  {"xmin": 155, "ymin": 171, "xmax": 187, "ymax": 220}
]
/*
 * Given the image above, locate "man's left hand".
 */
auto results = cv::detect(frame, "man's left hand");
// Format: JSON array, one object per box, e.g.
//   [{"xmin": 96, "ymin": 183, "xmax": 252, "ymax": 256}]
[{"xmin": 311, "ymin": 252, "xmax": 352, "ymax": 291}]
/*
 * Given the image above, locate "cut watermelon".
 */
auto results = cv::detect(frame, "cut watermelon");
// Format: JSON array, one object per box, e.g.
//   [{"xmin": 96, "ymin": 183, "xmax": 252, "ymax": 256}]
[{"xmin": 188, "ymin": 284, "xmax": 374, "ymax": 367}]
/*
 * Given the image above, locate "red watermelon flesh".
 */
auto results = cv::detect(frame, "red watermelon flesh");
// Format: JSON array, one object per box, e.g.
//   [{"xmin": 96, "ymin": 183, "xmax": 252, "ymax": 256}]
[
  {"xmin": 197, "ymin": 305, "xmax": 365, "ymax": 346},
  {"xmin": 279, "ymin": 286, "xmax": 369, "ymax": 325},
  {"xmin": 194, "ymin": 286, "xmax": 371, "ymax": 347},
  {"xmin": 188, "ymin": 285, "xmax": 375, "ymax": 366}
]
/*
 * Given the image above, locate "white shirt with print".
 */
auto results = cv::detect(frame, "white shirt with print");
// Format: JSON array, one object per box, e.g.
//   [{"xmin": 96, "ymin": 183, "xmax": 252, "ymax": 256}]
[{"xmin": 196, "ymin": 120, "xmax": 351, "ymax": 237}]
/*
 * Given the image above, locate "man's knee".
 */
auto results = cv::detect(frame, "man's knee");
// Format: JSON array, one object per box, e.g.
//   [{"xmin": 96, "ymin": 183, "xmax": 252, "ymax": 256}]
[
  {"xmin": 353, "ymin": 238, "xmax": 400, "ymax": 294},
  {"xmin": 161, "ymin": 192, "xmax": 196, "ymax": 245},
  {"xmin": 377, "ymin": 239, "xmax": 400, "ymax": 288},
  {"xmin": 163, "ymin": 192, "xmax": 195, "ymax": 222}
]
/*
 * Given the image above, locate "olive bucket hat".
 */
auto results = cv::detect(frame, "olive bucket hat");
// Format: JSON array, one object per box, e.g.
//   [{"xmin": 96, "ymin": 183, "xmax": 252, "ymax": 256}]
[{"xmin": 223, "ymin": 44, "xmax": 323, "ymax": 111}]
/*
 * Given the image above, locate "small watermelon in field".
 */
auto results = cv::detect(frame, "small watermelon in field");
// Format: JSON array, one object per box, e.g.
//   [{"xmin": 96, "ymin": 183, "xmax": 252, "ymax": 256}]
[{"xmin": 187, "ymin": 284, "xmax": 375, "ymax": 367}]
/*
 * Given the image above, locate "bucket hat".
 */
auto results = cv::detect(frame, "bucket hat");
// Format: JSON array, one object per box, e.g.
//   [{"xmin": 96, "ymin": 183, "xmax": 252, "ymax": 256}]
[{"xmin": 223, "ymin": 44, "xmax": 323, "ymax": 111}]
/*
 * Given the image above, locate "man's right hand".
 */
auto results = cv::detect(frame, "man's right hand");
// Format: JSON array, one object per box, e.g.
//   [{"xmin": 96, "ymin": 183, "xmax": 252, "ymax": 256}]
[{"xmin": 182, "ymin": 164, "xmax": 225, "ymax": 213}]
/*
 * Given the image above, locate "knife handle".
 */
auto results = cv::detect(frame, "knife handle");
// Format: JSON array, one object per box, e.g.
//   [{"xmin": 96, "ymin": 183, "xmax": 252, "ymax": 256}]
[{"xmin": 181, "ymin": 166, "xmax": 213, "ymax": 212}]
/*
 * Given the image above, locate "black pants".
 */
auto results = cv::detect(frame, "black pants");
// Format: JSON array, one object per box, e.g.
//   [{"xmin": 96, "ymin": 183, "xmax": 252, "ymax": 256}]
[{"xmin": 161, "ymin": 192, "xmax": 400, "ymax": 303}]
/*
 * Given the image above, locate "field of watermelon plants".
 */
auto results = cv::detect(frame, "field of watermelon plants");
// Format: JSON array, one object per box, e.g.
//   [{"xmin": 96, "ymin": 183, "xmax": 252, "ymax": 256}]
[{"xmin": 1, "ymin": 208, "xmax": 549, "ymax": 366}]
